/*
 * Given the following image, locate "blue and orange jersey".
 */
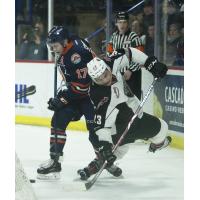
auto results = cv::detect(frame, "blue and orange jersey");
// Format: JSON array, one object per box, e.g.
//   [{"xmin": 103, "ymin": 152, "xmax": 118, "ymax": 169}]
[{"xmin": 58, "ymin": 37, "xmax": 95, "ymax": 101}]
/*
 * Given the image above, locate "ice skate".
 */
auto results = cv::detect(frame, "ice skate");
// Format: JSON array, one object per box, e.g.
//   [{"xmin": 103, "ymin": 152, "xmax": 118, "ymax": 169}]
[
  {"xmin": 37, "ymin": 159, "xmax": 61, "ymax": 180},
  {"xmin": 77, "ymin": 158, "xmax": 103, "ymax": 180},
  {"xmin": 149, "ymin": 136, "xmax": 172, "ymax": 153},
  {"xmin": 106, "ymin": 164, "xmax": 122, "ymax": 177},
  {"xmin": 77, "ymin": 158, "xmax": 122, "ymax": 180}
]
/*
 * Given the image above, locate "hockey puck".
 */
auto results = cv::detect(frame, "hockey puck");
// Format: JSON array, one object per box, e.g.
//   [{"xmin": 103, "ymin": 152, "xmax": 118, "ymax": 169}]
[{"xmin": 29, "ymin": 179, "xmax": 36, "ymax": 183}]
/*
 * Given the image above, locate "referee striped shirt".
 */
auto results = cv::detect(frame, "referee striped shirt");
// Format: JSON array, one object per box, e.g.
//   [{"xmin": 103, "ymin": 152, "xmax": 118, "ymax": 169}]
[{"xmin": 108, "ymin": 29, "xmax": 143, "ymax": 72}]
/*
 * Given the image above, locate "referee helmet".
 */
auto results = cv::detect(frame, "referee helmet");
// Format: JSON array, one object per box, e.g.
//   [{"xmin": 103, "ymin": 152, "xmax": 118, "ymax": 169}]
[{"xmin": 116, "ymin": 12, "xmax": 129, "ymax": 22}]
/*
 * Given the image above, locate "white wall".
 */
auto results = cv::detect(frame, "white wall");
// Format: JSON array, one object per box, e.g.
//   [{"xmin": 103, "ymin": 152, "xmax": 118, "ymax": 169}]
[
  {"xmin": 15, "ymin": 62, "xmax": 153, "ymax": 118},
  {"xmin": 15, "ymin": 62, "xmax": 55, "ymax": 117}
]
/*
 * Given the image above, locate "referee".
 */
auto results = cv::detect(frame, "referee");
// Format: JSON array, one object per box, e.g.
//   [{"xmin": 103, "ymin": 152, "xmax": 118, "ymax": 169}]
[{"xmin": 107, "ymin": 12, "xmax": 144, "ymax": 100}]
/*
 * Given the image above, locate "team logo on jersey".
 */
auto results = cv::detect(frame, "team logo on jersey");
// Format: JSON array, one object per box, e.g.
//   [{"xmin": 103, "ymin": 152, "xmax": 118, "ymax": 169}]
[
  {"xmin": 71, "ymin": 53, "xmax": 81, "ymax": 64},
  {"xmin": 96, "ymin": 97, "xmax": 109, "ymax": 110}
]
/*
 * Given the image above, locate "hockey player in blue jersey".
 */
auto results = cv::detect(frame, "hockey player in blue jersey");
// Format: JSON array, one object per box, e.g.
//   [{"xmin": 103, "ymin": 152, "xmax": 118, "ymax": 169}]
[
  {"xmin": 37, "ymin": 26, "xmax": 125, "ymax": 180},
  {"xmin": 36, "ymin": 26, "xmax": 100, "ymax": 180}
]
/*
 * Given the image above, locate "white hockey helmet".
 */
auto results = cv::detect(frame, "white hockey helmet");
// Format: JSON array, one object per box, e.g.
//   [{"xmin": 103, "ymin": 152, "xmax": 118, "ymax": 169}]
[{"xmin": 87, "ymin": 57, "xmax": 109, "ymax": 80}]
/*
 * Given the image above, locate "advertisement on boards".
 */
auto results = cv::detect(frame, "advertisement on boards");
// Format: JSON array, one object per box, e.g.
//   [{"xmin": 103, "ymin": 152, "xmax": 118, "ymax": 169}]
[{"xmin": 153, "ymin": 69, "xmax": 184, "ymax": 133}]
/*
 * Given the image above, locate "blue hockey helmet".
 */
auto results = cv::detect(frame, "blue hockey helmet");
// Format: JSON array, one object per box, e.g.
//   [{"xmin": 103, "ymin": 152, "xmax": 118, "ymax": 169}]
[{"xmin": 46, "ymin": 26, "xmax": 69, "ymax": 44}]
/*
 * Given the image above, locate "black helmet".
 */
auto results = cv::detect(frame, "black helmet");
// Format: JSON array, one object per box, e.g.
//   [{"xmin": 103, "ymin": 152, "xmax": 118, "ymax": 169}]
[
  {"xmin": 46, "ymin": 26, "xmax": 69, "ymax": 44},
  {"xmin": 116, "ymin": 12, "xmax": 129, "ymax": 22}
]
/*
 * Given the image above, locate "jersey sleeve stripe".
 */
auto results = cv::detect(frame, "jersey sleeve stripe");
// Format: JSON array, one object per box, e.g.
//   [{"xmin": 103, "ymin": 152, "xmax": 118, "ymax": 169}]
[{"xmin": 70, "ymin": 82, "xmax": 90, "ymax": 94}]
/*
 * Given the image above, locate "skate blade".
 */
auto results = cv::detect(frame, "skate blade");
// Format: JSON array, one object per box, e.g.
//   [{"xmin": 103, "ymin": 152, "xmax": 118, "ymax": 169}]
[{"xmin": 37, "ymin": 172, "xmax": 60, "ymax": 180}]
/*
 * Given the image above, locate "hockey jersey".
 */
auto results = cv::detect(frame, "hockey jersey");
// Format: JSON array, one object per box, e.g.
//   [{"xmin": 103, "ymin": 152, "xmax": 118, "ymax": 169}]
[
  {"xmin": 89, "ymin": 48, "xmax": 146, "ymax": 143},
  {"xmin": 57, "ymin": 38, "xmax": 95, "ymax": 101}
]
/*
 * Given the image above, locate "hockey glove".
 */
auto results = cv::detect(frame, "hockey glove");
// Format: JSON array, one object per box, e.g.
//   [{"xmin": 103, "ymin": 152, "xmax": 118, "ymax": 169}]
[
  {"xmin": 99, "ymin": 141, "xmax": 116, "ymax": 167},
  {"xmin": 57, "ymin": 89, "xmax": 68, "ymax": 99},
  {"xmin": 47, "ymin": 97, "xmax": 67, "ymax": 111},
  {"xmin": 144, "ymin": 56, "xmax": 168, "ymax": 78}
]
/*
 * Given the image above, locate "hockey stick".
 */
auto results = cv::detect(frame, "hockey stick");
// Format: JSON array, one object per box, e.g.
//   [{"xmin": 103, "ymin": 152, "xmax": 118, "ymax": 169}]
[
  {"xmin": 15, "ymin": 85, "xmax": 36, "ymax": 100},
  {"xmin": 53, "ymin": 54, "xmax": 61, "ymax": 161},
  {"xmin": 85, "ymin": 77, "xmax": 158, "ymax": 190},
  {"xmin": 54, "ymin": 54, "xmax": 60, "ymax": 97},
  {"xmin": 85, "ymin": 27, "xmax": 104, "ymax": 42},
  {"xmin": 85, "ymin": 0, "xmax": 145, "ymax": 41},
  {"xmin": 126, "ymin": 0, "xmax": 145, "ymax": 13}
]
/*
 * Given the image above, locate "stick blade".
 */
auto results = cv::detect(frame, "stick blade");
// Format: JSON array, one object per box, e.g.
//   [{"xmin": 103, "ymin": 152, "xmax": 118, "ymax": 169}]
[{"xmin": 85, "ymin": 181, "xmax": 93, "ymax": 190}]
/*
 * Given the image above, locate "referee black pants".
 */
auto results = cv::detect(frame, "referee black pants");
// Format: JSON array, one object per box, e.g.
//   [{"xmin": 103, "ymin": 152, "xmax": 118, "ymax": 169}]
[{"xmin": 126, "ymin": 69, "xmax": 142, "ymax": 100}]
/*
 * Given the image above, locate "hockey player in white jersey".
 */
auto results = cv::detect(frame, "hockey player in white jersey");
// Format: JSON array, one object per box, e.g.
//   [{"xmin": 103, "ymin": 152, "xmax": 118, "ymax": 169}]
[{"xmin": 77, "ymin": 47, "xmax": 171, "ymax": 180}]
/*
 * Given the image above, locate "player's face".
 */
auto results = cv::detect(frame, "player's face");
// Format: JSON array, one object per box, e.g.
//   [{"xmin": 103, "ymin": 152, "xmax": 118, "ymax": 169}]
[
  {"xmin": 94, "ymin": 69, "xmax": 112, "ymax": 86},
  {"xmin": 49, "ymin": 42, "xmax": 64, "ymax": 54},
  {"xmin": 116, "ymin": 20, "xmax": 129, "ymax": 34}
]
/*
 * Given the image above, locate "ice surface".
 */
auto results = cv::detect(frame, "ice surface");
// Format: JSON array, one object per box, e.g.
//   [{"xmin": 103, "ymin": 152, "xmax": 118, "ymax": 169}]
[{"xmin": 16, "ymin": 124, "xmax": 183, "ymax": 200}]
